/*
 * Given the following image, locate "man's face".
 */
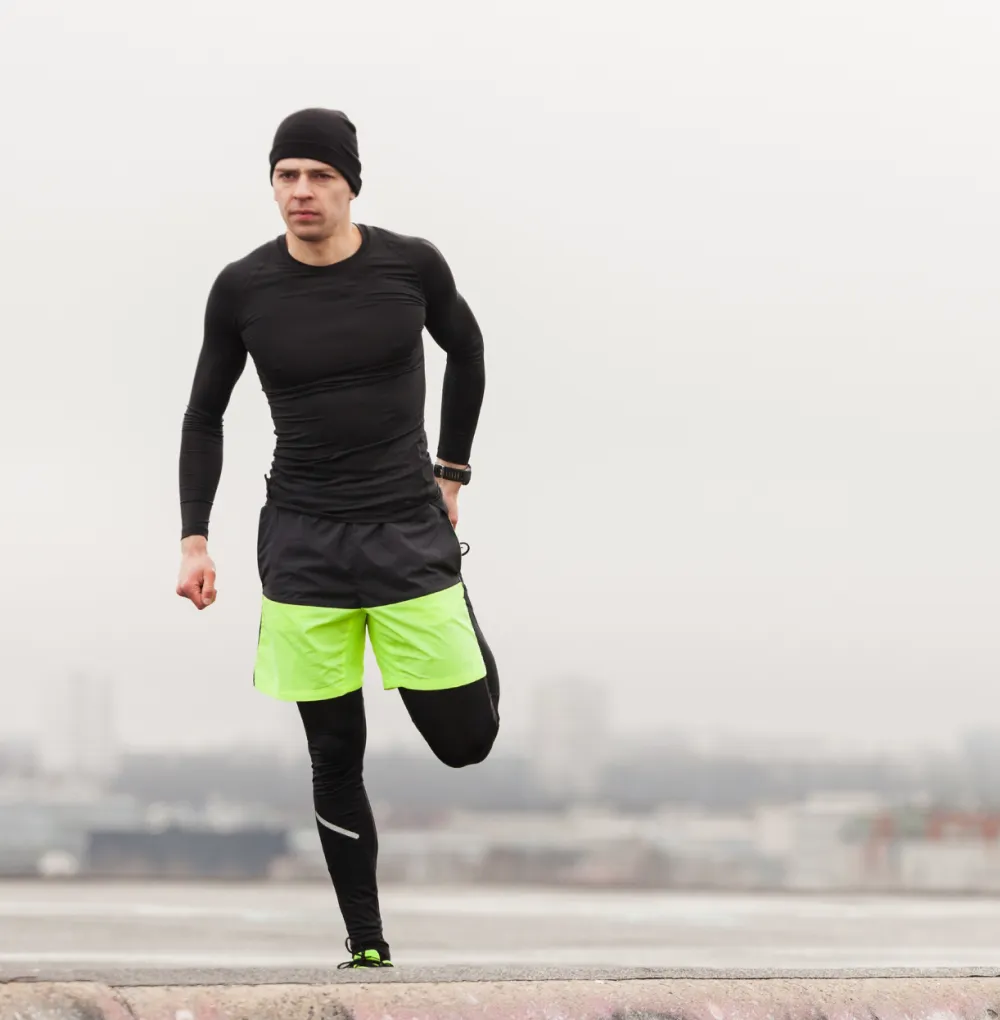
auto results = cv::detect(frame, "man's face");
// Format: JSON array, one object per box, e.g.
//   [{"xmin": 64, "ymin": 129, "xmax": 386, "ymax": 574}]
[{"xmin": 272, "ymin": 158, "xmax": 354, "ymax": 240}]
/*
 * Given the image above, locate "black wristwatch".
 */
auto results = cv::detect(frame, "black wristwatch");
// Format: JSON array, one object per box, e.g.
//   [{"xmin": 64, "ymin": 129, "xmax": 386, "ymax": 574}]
[{"xmin": 434, "ymin": 462, "xmax": 472, "ymax": 485}]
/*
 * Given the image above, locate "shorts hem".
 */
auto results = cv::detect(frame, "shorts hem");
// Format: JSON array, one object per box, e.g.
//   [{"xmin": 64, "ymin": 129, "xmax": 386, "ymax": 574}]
[
  {"xmin": 254, "ymin": 681, "xmax": 364, "ymax": 702},
  {"xmin": 381, "ymin": 668, "xmax": 485, "ymax": 692}
]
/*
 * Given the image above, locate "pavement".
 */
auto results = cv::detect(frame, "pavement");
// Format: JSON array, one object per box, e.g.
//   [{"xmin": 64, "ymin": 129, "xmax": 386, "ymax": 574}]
[
  {"xmin": 5, "ymin": 882, "xmax": 1000, "ymax": 1017},
  {"xmin": 7, "ymin": 879, "xmax": 1000, "ymax": 968}
]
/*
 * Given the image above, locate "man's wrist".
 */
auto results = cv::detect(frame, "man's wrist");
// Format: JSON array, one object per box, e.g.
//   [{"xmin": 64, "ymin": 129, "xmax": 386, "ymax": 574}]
[
  {"xmin": 181, "ymin": 534, "xmax": 208, "ymax": 554},
  {"xmin": 434, "ymin": 459, "xmax": 472, "ymax": 485}
]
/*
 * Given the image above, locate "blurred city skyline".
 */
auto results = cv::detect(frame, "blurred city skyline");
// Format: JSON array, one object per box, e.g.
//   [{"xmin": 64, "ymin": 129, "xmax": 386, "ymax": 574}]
[{"xmin": 1, "ymin": 668, "xmax": 996, "ymax": 761}]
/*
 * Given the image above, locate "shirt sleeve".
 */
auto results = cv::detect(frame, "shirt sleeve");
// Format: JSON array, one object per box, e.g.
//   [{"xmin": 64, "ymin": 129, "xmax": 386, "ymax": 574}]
[
  {"xmin": 409, "ymin": 237, "xmax": 485, "ymax": 466},
  {"xmin": 178, "ymin": 263, "xmax": 248, "ymax": 539}
]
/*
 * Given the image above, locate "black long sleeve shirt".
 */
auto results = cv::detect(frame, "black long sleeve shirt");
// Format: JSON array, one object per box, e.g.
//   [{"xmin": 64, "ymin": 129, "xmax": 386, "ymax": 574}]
[{"xmin": 178, "ymin": 225, "xmax": 485, "ymax": 539}]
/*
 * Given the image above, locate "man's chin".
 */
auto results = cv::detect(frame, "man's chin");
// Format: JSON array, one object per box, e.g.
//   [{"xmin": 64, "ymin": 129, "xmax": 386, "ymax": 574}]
[{"xmin": 289, "ymin": 221, "xmax": 325, "ymax": 241}]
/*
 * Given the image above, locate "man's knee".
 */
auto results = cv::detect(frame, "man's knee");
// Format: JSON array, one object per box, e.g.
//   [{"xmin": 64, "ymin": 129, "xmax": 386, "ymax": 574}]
[
  {"xmin": 399, "ymin": 676, "xmax": 499, "ymax": 768},
  {"xmin": 304, "ymin": 726, "xmax": 366, "ymax": 797},
  {"xmin": 431, "ymin": 719, "xmax": 499, "ymax": 769},
  {"xmin": 308, "ymin": 729, "xmax": 362, "ymax": 765}
]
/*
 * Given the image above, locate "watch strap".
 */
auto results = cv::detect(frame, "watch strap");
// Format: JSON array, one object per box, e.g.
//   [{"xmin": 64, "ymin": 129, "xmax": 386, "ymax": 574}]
[{"xmin": 434, "ymin": 462, "xmax": 472, "ymax": 484}]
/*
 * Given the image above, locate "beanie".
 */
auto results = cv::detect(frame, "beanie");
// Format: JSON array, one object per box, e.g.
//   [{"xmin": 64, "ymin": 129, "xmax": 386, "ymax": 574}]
[{"xmin": 268, "ymin": 108, "xmax": 363, "ymax": 196}]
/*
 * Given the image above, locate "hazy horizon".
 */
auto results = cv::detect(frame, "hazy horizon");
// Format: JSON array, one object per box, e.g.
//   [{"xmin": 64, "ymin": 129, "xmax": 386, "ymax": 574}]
[{"xmin": 1, "ymin": 0, "xmax": 998, "ymax": 758}]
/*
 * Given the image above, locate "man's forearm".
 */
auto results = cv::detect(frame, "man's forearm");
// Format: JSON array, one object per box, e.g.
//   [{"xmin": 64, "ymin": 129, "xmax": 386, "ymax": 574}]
[
  {"xmin": 437, "ymin": 354, "xmax": 484, "ymax": 466},
  {"xmin": 179, "ymin": 407, "xmax": 224, "ymax": 540}
]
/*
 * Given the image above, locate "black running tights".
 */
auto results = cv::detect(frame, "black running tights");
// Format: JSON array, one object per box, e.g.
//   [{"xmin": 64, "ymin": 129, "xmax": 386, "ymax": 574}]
[{"xmin": 297, "ymin": 647, "xmax": 499, "ymax": 954}]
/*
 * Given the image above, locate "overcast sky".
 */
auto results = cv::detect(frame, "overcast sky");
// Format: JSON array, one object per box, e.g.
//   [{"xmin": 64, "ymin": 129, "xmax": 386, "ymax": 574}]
[{"xmin": 1, "ymin": 0, "xmax": 997, "ymax": 758}]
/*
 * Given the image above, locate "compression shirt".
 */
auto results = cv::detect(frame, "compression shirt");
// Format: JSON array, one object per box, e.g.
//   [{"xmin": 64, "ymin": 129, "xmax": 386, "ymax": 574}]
[{"xmin": 178, "ymin": 225, "xmax": 485, "ymax": 539}]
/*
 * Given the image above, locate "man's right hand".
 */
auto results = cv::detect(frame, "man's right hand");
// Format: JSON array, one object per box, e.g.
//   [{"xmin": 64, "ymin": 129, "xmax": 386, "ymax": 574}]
[{"xmin": 177, "ymin": 536, "xmax": 218, "ymax": 610}]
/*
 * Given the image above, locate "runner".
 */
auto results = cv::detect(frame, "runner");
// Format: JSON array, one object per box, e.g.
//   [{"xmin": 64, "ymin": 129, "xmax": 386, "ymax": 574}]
[{"xmin": 175, "ymin": 108, "xmax": 500, "ymax": 968}]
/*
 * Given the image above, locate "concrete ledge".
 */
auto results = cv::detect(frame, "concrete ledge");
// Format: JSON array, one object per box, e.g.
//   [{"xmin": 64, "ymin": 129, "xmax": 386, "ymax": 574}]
[
  {"xmin": 7, "ymin": 965, "xmax": 1000, "ymax": 985},
  {"xmin": 6, "ymin": 971, "xmax": 1000, "ymax": 1020}
]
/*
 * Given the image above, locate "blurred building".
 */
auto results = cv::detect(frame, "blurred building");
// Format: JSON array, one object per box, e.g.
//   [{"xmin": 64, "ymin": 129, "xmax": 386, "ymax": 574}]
[
  {"xmin": 850, "ymin": 805, "xmax": 1000, "ymax": 892},
  {"xmin": 40, "ymin": 672, "xmax": 119, "ymax": 782},
  {"xmin": 530, "ymin": 676, "xmax": 610, "ymax": 802},
  {"xmin": 960, "ymin": 729, "xmax": 1000, "ymax": 805},
  {"xmin": 0, "ymin": 777, "xmax": 142, "ymax": 876},
  {"xmin": 86, "ymin": 824, "xmax": 289, "ymax": 880},
  {"xmin": 784, "ymin": 791, "xmax": 885, "ymax": 890},
  {"xmin": 0, "ymin": 738, "xmax": 37, "ymax": 778}
]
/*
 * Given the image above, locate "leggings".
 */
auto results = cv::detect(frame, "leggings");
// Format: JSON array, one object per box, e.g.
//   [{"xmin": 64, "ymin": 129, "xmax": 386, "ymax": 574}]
[{"xmin": 297, "ymin": 623, "xmax": 499, "ymax": 954}]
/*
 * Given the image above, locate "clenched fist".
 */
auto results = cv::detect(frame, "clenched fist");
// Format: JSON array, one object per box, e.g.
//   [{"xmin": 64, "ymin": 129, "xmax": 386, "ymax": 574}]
[{"xmin": 177, "ymin": 537, "xmax": 217, "ymax": 610}]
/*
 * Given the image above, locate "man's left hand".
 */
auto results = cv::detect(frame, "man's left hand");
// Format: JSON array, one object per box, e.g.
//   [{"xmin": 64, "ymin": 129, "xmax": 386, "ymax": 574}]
[{"xmin": 435, "ymin": 460, "xmax": 466, "ymax": 529}]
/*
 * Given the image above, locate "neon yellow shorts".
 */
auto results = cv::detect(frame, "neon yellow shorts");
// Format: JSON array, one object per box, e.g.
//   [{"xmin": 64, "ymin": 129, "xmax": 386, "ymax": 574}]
[{"xmin": 253, "ymin": 580, "xmax": 487, "ymax": 701}]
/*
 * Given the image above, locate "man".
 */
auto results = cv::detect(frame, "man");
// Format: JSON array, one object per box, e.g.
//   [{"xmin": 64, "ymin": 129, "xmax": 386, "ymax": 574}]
[{"xmin": 176, "ymin": 108, "xmax": 499, "ymax": 968}]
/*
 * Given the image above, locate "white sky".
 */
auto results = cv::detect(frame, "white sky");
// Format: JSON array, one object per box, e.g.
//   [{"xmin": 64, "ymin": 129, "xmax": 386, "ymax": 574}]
[{"xmin": 0, "ymin": 0, "xmax": 998, "ymax": 757}]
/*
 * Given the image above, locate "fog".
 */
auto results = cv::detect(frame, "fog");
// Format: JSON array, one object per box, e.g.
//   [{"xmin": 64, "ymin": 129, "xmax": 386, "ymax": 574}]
[{"xmin": 1, "ymin": 0, "xmax": 997, "ymax": 758}]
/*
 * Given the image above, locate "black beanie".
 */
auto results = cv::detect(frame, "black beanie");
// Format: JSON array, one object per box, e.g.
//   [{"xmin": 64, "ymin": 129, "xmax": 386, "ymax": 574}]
[{"xmin": 268, "ymin": 108, "xmax": 363, "ymax": 196}]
